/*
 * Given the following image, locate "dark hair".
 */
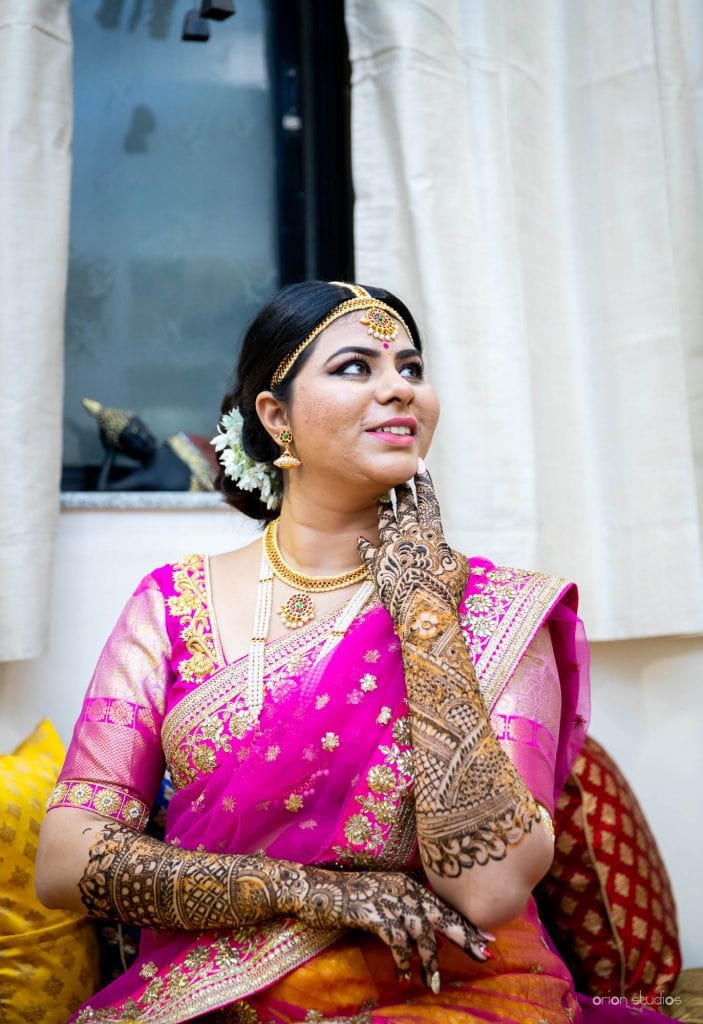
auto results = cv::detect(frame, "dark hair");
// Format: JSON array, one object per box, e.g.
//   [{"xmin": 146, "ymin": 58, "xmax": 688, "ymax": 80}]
[{"xmin": 216, "ymin": 280, "xmax": 423, "ymax": 522}]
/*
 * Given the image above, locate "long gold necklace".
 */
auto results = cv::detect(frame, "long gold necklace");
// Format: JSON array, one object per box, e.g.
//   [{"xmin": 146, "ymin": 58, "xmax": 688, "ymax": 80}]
[{"xmin": 263, "ymin": 519, "xmax": 369, "ymax": 629}]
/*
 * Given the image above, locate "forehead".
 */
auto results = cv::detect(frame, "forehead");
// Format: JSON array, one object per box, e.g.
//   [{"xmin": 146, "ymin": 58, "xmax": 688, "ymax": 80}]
[{"xmin": 311, "ymin": 309, "xmax": 416, "ymax": 356}]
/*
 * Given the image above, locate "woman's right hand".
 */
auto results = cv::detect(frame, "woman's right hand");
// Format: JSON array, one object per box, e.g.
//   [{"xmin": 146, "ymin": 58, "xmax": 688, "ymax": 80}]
[{"xmin": 270, "ymin": 863, "xmax": 493, "ymax": 988}]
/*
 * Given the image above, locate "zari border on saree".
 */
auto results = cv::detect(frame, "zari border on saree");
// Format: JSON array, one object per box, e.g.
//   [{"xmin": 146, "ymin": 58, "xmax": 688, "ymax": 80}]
[
  {"xmin": 74, "ymin": 920, "xmax": 343, "ymax": 1023},
  {"xmin": 461, "ymin": 561, "xmax": 572, "ymax": 714}
]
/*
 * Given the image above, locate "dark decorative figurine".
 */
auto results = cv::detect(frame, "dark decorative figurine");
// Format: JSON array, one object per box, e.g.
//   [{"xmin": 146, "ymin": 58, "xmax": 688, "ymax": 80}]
[{"xmin": 82, "ymin": 398, "xmax": 217, "ymax": 492}]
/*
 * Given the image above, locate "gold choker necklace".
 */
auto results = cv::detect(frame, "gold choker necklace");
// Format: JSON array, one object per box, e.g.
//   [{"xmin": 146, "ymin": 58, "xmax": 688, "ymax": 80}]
[{"xmin": 263, "ymin": 520, "xmax": 369, "ymax": 629}]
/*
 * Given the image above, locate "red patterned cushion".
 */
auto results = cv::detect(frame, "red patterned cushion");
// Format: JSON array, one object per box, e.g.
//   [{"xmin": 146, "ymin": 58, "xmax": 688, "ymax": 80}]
[{"xmin": 537, "ymin": 736, "xmax": 681, "ymax": 1001}]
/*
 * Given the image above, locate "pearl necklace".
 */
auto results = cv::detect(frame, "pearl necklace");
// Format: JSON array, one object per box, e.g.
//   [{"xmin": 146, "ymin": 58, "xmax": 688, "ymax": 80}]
[{"xmin": 247, "ymin": 544, "xmax": 375, "ymax": 722}]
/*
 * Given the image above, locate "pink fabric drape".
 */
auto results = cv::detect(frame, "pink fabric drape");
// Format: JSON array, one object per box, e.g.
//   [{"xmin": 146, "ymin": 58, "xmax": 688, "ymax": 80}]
[{"xmin": 55, "ymin": 554, "xmax": 598, "ymax": 1021}]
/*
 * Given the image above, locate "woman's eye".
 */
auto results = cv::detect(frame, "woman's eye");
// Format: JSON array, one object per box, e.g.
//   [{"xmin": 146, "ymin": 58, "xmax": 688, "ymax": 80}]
[
  {"xmin": 336, "ymin": 359, "xmax": 370, "ymax": 376},
  {"xmin": 400, "ymin": 362, "xmax": 424, "ymax": 380}
]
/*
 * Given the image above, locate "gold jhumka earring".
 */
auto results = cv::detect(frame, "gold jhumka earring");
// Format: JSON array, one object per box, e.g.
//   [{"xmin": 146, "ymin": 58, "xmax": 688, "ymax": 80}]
[{"xmin": 272, "ymin": 429, "xmax": 301, "ymax": 469}]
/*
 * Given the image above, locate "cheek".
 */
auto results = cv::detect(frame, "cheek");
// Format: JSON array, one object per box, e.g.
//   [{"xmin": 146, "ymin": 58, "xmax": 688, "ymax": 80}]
[
  {"xmin": 422, "ymin": 389, "xmax": 441, "ymax": 432},
  {"xmin": 289, "ymin": 389, "xmax": 351, "ymax": 447}
]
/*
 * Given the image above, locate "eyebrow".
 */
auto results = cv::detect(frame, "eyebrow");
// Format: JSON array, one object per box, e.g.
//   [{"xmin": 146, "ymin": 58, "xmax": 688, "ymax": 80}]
[{"xmin": 323, "ymin": 345, "xmax": 421, "ymax": 366}]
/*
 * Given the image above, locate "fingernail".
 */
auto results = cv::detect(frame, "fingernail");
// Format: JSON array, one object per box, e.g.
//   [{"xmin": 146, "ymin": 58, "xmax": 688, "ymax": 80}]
[
  {"xmin": 483, "ymin": 949, "xmax": 495, "ymax": 960},
  {"xmin": 430, "ymin": 970, "xmax": 441, "ymax": 994},
  {"xmin": 480, "ymin": 931, "xmax": 496, "ymax": 942},
  {"xmin": 417, "ymin": 457, "xmax": 427, "ymax": 474}
]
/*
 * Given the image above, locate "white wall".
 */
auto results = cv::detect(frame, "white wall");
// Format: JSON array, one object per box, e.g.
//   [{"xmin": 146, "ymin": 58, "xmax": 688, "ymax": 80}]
[{"xmin": 1, "ymin": 507, "xmax": 700, "ymax": 967}]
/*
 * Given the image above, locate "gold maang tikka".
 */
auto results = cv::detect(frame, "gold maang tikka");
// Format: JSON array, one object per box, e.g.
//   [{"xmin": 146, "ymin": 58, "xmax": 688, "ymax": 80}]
[
  {"xmin": 272, "ymin": 429, "xmax": 301, "ymax": 469},
  {"xmin": 270, "ymin": 283, "xmax": 411, "ymax": 389}
]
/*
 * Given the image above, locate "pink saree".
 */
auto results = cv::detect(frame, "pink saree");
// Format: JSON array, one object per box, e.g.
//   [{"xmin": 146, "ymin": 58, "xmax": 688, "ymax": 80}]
[{"xmin": 48, "ymin": 553, "xmax": 658, "ymax": 1023}]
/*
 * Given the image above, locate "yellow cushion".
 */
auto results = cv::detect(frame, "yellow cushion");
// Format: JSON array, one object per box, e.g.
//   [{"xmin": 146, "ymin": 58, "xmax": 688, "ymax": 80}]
[
  {"xmin": 0, "ymin": 719, "xmax": 101, "ymax": 1022},
  {"xmin": 665, "ymin": 968, "xmax": 703, "ymax": 1023}
]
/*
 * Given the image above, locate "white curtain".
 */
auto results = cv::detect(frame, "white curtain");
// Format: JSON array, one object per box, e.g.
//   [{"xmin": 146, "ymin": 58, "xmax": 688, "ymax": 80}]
[
  {"xmin": 0, "ymin": 0, "xmax": 72, "ymax": 660},
  {"xmin": 345, "ymin": 0, "xmax": 703, "ymax": 641}
]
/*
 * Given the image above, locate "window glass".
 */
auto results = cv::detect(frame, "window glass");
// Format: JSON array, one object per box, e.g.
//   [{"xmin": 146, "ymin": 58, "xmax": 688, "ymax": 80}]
[{"xmin": 64, "ymin": 1, "xmax": 277, "ymax": 471}]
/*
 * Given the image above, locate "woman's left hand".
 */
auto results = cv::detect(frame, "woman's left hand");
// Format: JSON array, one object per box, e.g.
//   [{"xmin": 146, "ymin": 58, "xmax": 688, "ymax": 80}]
[{"xmin": 357, "ymin": 466, "xmax": 468, "ymax": 630}]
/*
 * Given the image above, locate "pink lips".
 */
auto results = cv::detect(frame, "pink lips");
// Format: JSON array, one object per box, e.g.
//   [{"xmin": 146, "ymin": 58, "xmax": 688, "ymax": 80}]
[{"xmin": 366, "ymin": 417, "xmax": 417, "ymax": 447}]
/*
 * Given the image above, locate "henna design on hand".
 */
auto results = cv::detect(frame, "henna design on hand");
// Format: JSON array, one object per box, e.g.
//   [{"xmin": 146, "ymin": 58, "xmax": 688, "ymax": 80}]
[
  {"xmin": 79, "ymin": 822, "xmax": 491, "ymax": 985},
  {"xmin": 278, "ymin": 866, "xmax": 491, "ymax": 981},
  {"xmin": 358, "ymin": 470, "xmax": 541, "ymax": 877}
]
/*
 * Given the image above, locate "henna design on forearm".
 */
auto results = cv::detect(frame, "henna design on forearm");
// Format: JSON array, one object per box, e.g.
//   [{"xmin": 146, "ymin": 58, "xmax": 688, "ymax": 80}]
[
  {"xmin": 358, "ymin": 474, "xmax": 541, "ymax": 878},
  {"xmin": 79, "ymin": 821, "xmax": 490, "ymax": 981},
  {"xmin": 78, "ymin": 821, "xmax": 280, "ymax": 931}
]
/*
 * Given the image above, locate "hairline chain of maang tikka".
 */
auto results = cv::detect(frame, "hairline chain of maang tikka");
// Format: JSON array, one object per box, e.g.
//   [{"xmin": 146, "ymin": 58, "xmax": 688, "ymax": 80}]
[
  {"xmin": 270, "ymin": 283, "xmax": 411, "ymax": 389},
  {"xmin": 212, "ymin": 285, "xmax": 409, "ymax": 510}
]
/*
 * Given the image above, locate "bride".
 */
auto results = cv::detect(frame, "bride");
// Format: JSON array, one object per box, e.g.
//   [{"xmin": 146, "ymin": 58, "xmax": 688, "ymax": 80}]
[{"xmin": 37, "ymin": 280, "xmax": 644, "ymax": 1023}]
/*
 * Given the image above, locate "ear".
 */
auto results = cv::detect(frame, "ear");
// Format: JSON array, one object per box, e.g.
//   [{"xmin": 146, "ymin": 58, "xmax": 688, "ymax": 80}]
[{"xmin": 255, "ymin": 391, "xmax": 289, "ymax": 444}]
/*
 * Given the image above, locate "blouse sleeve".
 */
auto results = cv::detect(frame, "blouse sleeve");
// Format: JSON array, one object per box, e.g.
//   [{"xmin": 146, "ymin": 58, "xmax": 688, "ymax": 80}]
[
  {"xmin": 488, "ymin": 625, "xmax": 562, "ymax": 817},
  {"xmin": 46, "ymin": 573, "xmax": 173, "ymax": 831}
]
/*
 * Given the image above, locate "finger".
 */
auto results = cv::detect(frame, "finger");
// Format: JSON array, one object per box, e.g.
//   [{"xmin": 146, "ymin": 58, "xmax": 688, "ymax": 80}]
[
  {"xmin": 356, "ymin": 536, "xmax": 377, "ymax": 567},
  {"xmin": 377, "ymin": 921, "xmax": 413, "ymax": 976},
  {"xmin": 414, "ymin": 469, "xmax": 443, "ymax": 529},
  {"xmin": 377, "ymin": 499, "xmax": 397, "ymax": 541},
  {"xmin": 445, "ymin": 920, "xmax": 491, "ymax": 962},
  {"xmin": 394, "ymin": 483, "xmax": 418, "ymax": 530},
  {"xmin": 422, "ymin": 897, "xmax": 490, "ymax": 963},
  {"xmin": 414, "ymin": 926, "xmax": 439, "ymax": 989}
]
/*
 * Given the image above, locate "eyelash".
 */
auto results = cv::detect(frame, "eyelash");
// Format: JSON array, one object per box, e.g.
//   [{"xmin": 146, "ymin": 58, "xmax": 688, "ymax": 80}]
[{"xmin": 335, "ymin": 357, "xmax": 424, "ymax": 380}]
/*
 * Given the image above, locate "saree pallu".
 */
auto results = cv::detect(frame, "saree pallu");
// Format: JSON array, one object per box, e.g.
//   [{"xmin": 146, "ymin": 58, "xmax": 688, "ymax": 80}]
[{"xmin": 51, "ymin": 554, "xmax": 648, "ymax": 1024}]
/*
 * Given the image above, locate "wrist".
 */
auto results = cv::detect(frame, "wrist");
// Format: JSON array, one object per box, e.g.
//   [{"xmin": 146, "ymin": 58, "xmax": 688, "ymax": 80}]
[
  {"xmin": 397, "ymin": 601, "xmax": 458, "ymax": 644},
  {"xmin": 263, "ymin": 858, "xmax": 313, "ymax": 918}
]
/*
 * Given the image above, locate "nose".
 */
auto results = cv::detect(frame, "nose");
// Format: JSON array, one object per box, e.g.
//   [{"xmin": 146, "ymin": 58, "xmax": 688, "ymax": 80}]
[{"xmin": 375, "ymin": 363, "xmax": 415, "ymax": 405}]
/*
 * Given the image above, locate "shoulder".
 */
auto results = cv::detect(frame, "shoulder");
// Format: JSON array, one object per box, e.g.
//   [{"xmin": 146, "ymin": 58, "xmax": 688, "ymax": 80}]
[
  {"xmin": 459, "ymin": 554, "xmax": 578, "ymax": 620},
  {"xmin": 136, "ymin": 554, "xmax": 206, "ymax": 598}
]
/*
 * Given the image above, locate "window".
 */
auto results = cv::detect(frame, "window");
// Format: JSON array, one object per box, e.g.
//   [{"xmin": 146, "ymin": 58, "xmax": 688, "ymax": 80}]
[{"xmin": 63, "ymin": 0, "xmax": 351, "ymax": 489}]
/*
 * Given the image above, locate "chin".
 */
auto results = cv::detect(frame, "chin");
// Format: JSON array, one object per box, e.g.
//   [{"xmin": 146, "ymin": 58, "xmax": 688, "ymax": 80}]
[{"xmin": 367, "ymin": 458, "xmax": 419, "ymax": 490}]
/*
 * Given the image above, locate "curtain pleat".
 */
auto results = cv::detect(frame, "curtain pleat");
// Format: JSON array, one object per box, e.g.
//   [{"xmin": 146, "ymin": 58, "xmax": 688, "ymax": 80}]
[
  {"xmin": 345, "ymin": 0, "xmax": 703, "ymax": 640},
  {"xmin": 0, "ymin": 0, "xmax": 72, "ymax": 660}
]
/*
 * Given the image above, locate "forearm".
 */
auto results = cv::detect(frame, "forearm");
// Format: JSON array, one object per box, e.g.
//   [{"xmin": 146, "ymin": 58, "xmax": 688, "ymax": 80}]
[
  {"xmin": 78, "ymin": 819, "xmax": 288, "ymax": 931},
  {"xmin": 399, "ymin": 596, "xmax": 551, "ymax": 921},
  {"xmin": 38, "ymin": 809, "xmax": 491, "ymax": 983},
  {"xmin": 38, "ymin": 809, "xmax": 314, "ymax": 932}
]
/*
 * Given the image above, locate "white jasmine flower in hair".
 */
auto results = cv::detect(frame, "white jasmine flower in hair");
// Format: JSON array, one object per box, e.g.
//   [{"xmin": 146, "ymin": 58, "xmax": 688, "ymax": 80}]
[{"xmin": 211, "ymin": 407, "xmax": 282, "ymax": 511}]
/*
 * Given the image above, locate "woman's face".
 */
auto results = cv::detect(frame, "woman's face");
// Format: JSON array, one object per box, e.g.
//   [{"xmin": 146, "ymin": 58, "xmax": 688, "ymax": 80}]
[{"xmin": 284, "ymin": 311, "xmax": 440, "ymax": 494}]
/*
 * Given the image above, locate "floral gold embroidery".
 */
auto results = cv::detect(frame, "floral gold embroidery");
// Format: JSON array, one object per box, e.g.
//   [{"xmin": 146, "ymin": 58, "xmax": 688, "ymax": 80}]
[
  {"xmin": 363, "ymin": 649, "xmax": 380, "ymax": 663},
  {"xmin": 315, "ymin": 694, "xmax": 330, "ymax": 710},
  {"xmin": 321, "ymin": 732, "xmax": 340, "ymax": 751},
  {"xmin": 285, "ymin": 794, "xmax": 303, "ymax": 812},
  {"xmin": 460, "ymin": 562, "xmax": 569, "ymax": 713},
  {"xmin": 359, "ymin": 673, "xmax": 377, "ymax": 692},
  {"xmin": 168, "ymin": 556, "xmax": 218, "ymax": 684},
  {"xmin": 367, "ymin": 765, "xmax": 396, "ymax": 795},
  {"xmin": 344, "ymin": 814, "xmax": 372, "ymax": 845},
  {"xmin": 376, "ymin": 706, "xmax": 392, "ymax": 725},
  {"xmin": 46, "ymin": 781, "xmax": 150, "ymax": 831},
  {"xmin": 392, "ymin": 716, "xmax": 412, "ymax": 746}
]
